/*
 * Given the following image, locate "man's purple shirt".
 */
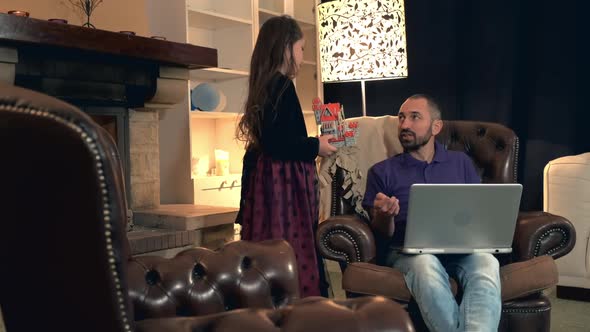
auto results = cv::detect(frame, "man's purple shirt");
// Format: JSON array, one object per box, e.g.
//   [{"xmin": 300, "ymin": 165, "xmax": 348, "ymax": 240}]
[{"xmin": 362, "ymin": 141, "xmax": 481, "ymax": 245}]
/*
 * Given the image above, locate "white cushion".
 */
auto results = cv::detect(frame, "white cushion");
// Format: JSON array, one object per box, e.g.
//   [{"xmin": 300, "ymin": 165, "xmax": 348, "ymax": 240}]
[
  {"xmin": 544, "ymin": 153, "xmax": 590, "ymax": 289},
  {"xmin": 318, "ymin": 116, "xmax": 403, "ymax": 221}
]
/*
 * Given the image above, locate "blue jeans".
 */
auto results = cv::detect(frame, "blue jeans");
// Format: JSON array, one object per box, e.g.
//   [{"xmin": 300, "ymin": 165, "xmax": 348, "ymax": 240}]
[{"xmin": 386, "ymin": 251, "xmax": 501, "ymax": 332}]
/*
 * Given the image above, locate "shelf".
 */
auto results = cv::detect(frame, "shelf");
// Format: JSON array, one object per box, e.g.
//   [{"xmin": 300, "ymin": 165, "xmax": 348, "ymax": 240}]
[
  {"xmin": 302, "ymin": 110, "xmax": 315, "ymax": 115},
  {"xmin": 190, "ymin": 111, "xmax": 242, "ymax": 119},
  {"xmin": 188, "ymin": 9, "xmax": 252, "ymax": 29},
  {"xmin": 302, "ymin": 60, "xmax": 316, "ymax": 66},
  {"xmin": 190, "ymin": 67, "xmax": 249, "ymax": 81},
  {"xmin": 259, "ymin": 0, "xmax": 284, "ymax": 14},
  {"xmin": 259, "ymin": 8, "xmax": 283, "ymax": 24},
  {"xmin": 194, "ymin": 174, "xmax": 242, "ymax": 180},
  {"xmin": 296, "ymin": 18, "xmax": 315, "ymax": 30}
]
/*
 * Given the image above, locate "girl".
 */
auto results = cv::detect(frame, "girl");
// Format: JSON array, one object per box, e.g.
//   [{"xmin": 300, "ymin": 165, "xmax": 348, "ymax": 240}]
[{"xmin": 236, "ymin": 15, "xmax": 337, "ymax": 297}]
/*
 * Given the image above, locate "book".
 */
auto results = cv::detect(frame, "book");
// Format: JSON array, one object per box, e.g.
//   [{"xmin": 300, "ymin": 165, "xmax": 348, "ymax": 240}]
[{"xmin": 312, "ymin": 97, "xmax": 359, "ymax": 147}]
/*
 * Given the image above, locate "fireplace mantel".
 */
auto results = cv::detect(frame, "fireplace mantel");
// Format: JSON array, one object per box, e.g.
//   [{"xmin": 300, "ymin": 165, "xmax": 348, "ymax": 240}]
[{"xmin": 0, "ymin": 12, "xmax": 217, "ymax": 108}]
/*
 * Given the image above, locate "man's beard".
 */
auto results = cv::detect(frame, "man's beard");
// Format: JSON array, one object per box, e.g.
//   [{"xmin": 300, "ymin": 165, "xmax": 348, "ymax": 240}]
[{"xmin": 399, "ymin": 128, "xmax": 433, "ymax": 151}]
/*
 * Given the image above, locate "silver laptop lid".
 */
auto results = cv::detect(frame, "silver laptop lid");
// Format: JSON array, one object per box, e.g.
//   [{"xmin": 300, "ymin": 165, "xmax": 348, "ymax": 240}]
[{"xmin": 402, "ymin": 183, "xmax": 523, "ymax": 254}]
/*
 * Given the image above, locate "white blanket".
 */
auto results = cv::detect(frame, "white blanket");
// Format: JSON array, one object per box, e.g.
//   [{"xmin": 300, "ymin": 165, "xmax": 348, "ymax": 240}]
[{"xmin": 318, "ymin": 115, "xmax": 404, "ymax": 221}]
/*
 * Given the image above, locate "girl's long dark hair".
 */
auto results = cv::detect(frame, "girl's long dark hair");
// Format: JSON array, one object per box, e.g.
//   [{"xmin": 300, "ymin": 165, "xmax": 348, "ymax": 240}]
[{"xmin": 236, "ymin": 15, "xmax": 303, "ymax": 150}]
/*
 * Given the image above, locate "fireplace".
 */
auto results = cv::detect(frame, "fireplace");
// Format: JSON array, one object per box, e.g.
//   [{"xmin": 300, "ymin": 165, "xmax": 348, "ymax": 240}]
[
  {"xmin": 1, "ymin": 14, "xmax": 243, "ymax": 252},
  {"xmin": 88, "ymin": 109, "xmax": 131, "ymax": 202},
  {"xmin": 86, "ymin": 107, "xmax": 161, "ymax": 210},
  {"xmin": 1, "ymin": 13, "xmax": 217, "ymax": 213}
]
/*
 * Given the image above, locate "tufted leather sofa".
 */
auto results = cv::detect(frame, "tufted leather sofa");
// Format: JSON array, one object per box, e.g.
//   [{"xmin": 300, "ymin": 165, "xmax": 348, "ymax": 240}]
[
  {"xmin": 316, "ymin": 116, "xmax": 576, "ymax": 331},
  {"xmin": 0, "ymin": 83, "xmax": 416, "ymax": 332}
]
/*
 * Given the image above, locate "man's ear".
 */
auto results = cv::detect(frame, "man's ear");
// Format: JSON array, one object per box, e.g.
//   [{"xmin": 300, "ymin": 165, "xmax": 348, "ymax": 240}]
[{"xmin": 432, "ymin": 119, "xmax": 443, "ymax": 135}]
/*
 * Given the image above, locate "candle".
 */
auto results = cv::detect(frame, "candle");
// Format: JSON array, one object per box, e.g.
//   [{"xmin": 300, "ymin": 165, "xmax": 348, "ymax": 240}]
[{"xmin": 214, "ymin": 149, "xmax": 230, "ymax": 176}]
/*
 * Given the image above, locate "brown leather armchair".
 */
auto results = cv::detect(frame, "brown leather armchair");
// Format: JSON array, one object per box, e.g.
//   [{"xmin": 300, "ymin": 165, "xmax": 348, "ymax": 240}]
[
  {"xmin": 0, "ymin": 83, "xmax": 417, "ymax": 332},
  {"xmin": 316, "ymin": 116, "xmax": 576, "ymax": 332}
]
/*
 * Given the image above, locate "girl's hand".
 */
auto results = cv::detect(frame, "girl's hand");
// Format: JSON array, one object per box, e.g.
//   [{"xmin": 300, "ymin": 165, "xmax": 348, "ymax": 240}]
[{"xmin": 318, "ymin": 135, "xmax": 338, "ymax": 157}]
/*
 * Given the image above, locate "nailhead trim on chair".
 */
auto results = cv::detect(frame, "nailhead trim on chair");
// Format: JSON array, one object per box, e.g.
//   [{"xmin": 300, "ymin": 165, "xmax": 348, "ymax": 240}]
[
  {"xmin": 331, "ymin": 173, "xmax": 338, "ymax": 216},
  {"xmin": 502, "ymin": 307, "xmax": 551, "ymax": 314},
  {"xmin": 1, "ymin": 104, "xmax": 133, "ymax": 332},
  {"xmin": 534, "ymin": 228, "xmax": 568, "ymax": 257},
  {"xmin": 513, "ymin": 137, "xmax": 520, "ymax": 182},
  {"xmin": 323, "ymin": 230, "xmax": 361, "ymax": 263}
]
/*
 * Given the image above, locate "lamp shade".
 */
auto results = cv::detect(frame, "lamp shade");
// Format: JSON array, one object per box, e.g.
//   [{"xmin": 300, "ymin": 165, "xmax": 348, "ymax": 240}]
[{"xmin": 318, "ymin": 0, "xmax": 408, "ymax": 83}]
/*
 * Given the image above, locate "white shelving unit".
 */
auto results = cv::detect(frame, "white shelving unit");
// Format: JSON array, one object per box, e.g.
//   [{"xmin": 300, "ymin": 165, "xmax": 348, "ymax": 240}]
[
  {"xmin": 190, "ymin": 67, "xmax": 249, "ymax": 81},
  {"xmin": 185, "ymin": 0, "xmax": 322, "ymax": 207}
]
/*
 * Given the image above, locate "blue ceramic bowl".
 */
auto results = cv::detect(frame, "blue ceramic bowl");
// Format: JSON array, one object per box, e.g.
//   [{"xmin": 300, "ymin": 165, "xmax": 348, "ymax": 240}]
[{"xmin": 191, "ymin": 83, "xmax": 221, "ymax": 112}]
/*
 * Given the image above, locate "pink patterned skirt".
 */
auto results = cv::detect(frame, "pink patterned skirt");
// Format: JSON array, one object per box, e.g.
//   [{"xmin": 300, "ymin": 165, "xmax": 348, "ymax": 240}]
[{"xmin": 240, "ymin": 154, "xmax": 322, "ymax": 297}]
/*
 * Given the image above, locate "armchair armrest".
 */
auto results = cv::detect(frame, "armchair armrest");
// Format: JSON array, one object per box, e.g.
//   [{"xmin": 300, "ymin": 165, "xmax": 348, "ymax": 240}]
[
  {"xmin": 512, "ymin": 211, "xmax": 576, "ymax": 262},
  {"xmin": 316, "ymin": 215, "xmax": 376, "ymax": 265}
]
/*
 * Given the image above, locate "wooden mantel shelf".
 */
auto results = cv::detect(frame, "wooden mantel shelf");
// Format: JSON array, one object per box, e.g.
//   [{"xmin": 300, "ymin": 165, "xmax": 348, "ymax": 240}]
[{"xmin": 0, "ymin": 13, "xmax": 217, "ymax": 69}]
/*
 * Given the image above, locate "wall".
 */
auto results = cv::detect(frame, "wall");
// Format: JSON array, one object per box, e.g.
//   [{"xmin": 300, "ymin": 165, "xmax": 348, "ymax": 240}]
[
  {"xmin": 145, "ymin": 0, "xmax": 194, "ymax": 204},
  {"xmin": 0, "ymin": 0, "xmax": 149, "ymax": 35}
]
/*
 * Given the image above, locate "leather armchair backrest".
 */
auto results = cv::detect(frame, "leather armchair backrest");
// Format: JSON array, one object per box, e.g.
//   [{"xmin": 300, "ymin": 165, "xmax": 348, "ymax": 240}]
[
  {"xmin": 321, "ymin": 116, "xmax": 519, "ymax": 217},
  {"xmin": 437, "ymin": 120, "xmax": 518, "ymax": 184},
  {"xmin": 0, "ymin": 83, "xmax": 133, "ymax": 332},
  {"xmin": 128, "ymin": 240, "xmax": 300, "ymax": 321},
  {"xmin": 0, "ymin": 83, "xmax": 303, "ymax": 330}
]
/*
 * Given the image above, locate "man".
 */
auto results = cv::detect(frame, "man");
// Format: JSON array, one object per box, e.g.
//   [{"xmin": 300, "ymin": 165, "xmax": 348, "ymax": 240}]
[{"xmin": 362, "ymin": 94, "xmax": 501, "ymax": 332}]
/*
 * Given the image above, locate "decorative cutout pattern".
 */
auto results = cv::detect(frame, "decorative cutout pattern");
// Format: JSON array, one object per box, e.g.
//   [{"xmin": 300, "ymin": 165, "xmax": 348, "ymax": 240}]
[{"xmin": 318, "ymin": 0, "xmax": 408, "ymax": 82}]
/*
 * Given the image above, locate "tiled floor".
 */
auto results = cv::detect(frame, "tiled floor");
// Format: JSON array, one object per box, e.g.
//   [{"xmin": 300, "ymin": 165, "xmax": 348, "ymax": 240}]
[{"xmin": 324, "ymin": 259, "xmax": 590, "ymax": 331}]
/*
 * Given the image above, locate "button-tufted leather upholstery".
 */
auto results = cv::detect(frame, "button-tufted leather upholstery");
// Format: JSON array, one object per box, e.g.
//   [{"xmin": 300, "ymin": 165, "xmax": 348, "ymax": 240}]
[
  {"xmin": 316, "ymin": 115, "xmax": 576, "ymax": 332},
  {"xmin": 0, "ymin": 83, "xmax": 416, "ymax": 332},
  {"xmin": 437, "ymin": 120, "xmax": 519, "ymax": 184},
  {"xmin": 135, "ymin": 296, "xmax": 415, "ymax": 332},
  {"xmin": 128, "ymin": 240, "xmax": 300, "ymax": 320}
]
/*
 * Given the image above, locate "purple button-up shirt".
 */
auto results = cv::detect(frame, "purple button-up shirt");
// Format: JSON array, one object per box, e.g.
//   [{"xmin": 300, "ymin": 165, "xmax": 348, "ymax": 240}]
[{"xmin": 362, "ymin": 141, "xmax": 481, "ymax": 245}]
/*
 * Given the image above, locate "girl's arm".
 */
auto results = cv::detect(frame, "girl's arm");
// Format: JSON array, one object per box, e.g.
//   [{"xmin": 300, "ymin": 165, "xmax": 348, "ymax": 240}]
[{"xmin": 261, "ymin": 78, "xmax": 319, "ymax": 161}]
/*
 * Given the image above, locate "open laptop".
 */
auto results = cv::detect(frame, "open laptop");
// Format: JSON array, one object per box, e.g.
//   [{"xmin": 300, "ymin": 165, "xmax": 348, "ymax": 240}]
[{"xmin": 401, "ymin": 183, "xmax": 523, "ymax": 254}]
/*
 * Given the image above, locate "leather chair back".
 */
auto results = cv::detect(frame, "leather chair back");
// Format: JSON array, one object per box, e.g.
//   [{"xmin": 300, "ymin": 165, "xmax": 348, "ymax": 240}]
[
  {"xmin": 0, "ymin": 83, "xmax": 302, "ymax": 330},
  {"xmin": 0, "ymin": 83, "xmax": 133, "ymax": 332},
  {"xmin": 128, "ymin": 240, "xmax": 300, "ymax": 320},
  {"xmin": 437, "ymin": 120, "xmax": 518, "ymax": 184}
]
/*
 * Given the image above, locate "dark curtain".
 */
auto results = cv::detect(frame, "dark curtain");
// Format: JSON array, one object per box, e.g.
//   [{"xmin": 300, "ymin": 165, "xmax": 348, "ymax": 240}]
[{"xmin": 322, "ymin": 0, "xmax": 583, "ymax": 211}]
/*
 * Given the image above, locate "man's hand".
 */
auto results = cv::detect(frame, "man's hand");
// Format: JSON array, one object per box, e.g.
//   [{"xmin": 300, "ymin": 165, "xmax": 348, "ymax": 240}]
[
  {"xmin": 374, "ymin": 192, "xmax": 400, "ymax": 216},
  {"xmin": 371, "ymin": 192, "xmax": 398, "ymax": 238}
]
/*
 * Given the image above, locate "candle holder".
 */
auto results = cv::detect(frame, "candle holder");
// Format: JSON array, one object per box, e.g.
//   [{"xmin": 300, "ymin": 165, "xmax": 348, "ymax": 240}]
[
  {"xmin": 48, "ymin": 18, "xmax": 68, "ymax": 24},
  {"xmin": 7, "ymin": 10, "xmax": 30, "ymax": 17}
]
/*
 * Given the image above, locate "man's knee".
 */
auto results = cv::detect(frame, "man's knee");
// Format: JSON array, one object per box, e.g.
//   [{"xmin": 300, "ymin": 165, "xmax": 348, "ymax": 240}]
[
  {"xmin": 465, "ymin": 253, "xmax": 500, "ymax": 281},
  {"xmin": 472, "ymin": 253, "xmax": 499, "ymax": 270},
  {"xmin": 398, "ymin": 254, "xmax": 445, "ymax": 276}
]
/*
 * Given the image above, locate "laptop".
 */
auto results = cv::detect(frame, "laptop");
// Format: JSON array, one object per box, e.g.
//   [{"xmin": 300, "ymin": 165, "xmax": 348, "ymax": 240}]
[{"xmin": 401, "ymin": 183, "xmax": 523, "ymax": 254}]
